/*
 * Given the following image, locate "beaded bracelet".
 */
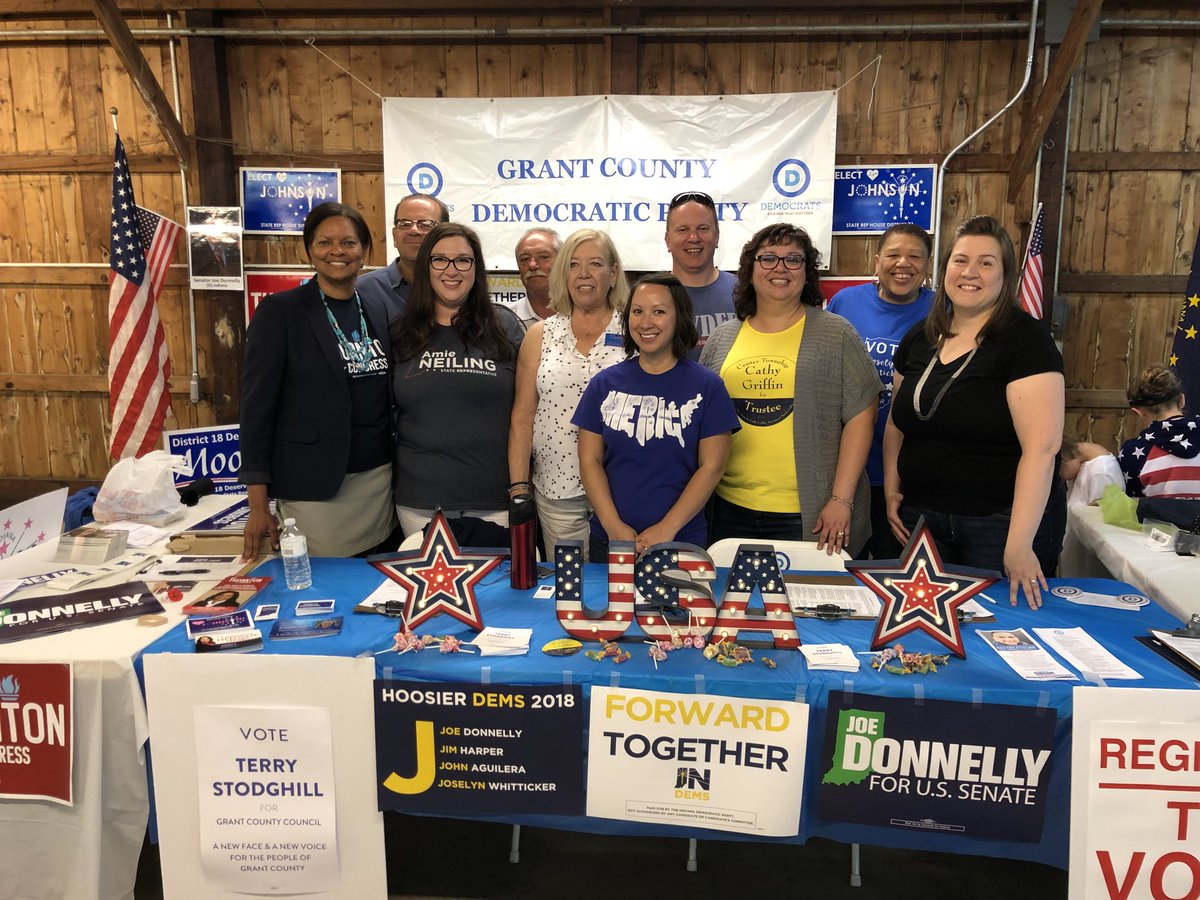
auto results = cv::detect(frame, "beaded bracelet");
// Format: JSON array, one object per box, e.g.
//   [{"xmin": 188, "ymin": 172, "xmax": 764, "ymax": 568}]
[{"xmin": 829, "ymin": 493, "xmax": 854, "ymax": 510}]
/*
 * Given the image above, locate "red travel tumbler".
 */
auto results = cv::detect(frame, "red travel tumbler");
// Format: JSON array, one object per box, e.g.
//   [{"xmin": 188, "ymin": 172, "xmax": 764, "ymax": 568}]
[{"xmin": 509, "ymin": 491, "xmax": 537, "ymax": 590}]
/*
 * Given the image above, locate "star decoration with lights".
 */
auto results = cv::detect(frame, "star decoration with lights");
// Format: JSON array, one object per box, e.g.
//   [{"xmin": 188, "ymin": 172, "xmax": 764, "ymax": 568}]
[
  {"xmin": 845, "ymin": 517, "xmax": 999, "ymax": 658},
  {"xmin": 369, "ymin": 509, "xmax": 504, "ymax": 631}
]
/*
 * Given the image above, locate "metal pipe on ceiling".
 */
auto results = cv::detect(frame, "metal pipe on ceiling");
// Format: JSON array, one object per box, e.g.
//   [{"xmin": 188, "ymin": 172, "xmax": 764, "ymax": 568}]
[{"xmin": 1, "ymin": 15, "xmax": 1194, "ymax": 41}]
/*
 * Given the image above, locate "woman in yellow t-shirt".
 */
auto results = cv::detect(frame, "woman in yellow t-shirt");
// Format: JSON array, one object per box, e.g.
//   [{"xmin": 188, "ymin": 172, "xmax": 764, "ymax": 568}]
[{"xmin": 699, "ymin": 223, "xmax": 881, "ymax": 556}]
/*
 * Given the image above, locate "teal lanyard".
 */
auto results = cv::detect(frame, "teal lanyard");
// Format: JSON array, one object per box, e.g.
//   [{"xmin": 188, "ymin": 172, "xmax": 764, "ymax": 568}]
[{"xmin": 319, "ymin": 287, "xmax": 372, "ymax": 371}]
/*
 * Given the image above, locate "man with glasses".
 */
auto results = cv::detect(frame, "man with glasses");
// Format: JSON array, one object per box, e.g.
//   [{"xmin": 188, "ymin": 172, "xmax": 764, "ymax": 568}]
[
  {"xmin": 664, "ymin": 191, "xmax": 736, "ymax": 356},
  {"xmin": 356, "ymin": 192, "xmax": 449, "ymax": 321}
]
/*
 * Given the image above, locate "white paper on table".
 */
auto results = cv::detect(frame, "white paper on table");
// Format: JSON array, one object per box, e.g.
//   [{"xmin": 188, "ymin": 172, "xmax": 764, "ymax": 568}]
[
  {"xmin": 1032, "ymin": 627, "xmax": 1142, "ymax": 680},
  {"xmin": 977, "ymin": 628, "xmax": 1077, "ymax": 680},
  {"xmin": 786, "ymin": 583, "xmax": 881, "ymax": 616},
  {"xmin": 356, "ymin": 579, "xmax": 409, "ymax": 609},
  {"xmin": 799, "ymin": 642, "xmax": 860, "ymax": 671},
  {"xmin": 0, "ymin": 487, "xmax": 68, "ymax": 560},
  {"xmin": 0, "ymin": 580, "xmax": 21, "ymax": 603},
  {"xmin": 1150, "ymin": 629, "xmax": 1200, "ymax": 669},
  {"xmin": 95, "ymin": 520, "xmax": 173, "ymax": 548},
  {"xmin": 470, "ymin": 626, "xmax": 532, "ymax": 656},
  {"xmin": 141, "ymin": 554, "xmax": 244, "ymax": 582}
]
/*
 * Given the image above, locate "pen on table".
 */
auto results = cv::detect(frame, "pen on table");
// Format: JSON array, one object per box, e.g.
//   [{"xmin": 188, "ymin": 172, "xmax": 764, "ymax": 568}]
[
  {"xmin": 156, "ymin": 568, "xmax": 213, "ymax": 576},
  {"xmin": 131, "ymin": 557, "xmax": 160, "ymax": 576}
]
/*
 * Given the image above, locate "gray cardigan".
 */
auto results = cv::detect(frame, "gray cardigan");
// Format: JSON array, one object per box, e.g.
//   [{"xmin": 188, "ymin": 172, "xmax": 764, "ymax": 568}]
[{"xmin": 699, "ymin": 306, "xmax": 882, "ymax": 556}]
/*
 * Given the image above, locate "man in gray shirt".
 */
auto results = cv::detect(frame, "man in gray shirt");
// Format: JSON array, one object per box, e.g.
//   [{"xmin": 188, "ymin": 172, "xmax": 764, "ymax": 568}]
[
  {"xmin": 664, "ymin": 191, "xmax": 736, "ymax": 355},
  {"xmin": 356, "ymin": 192, "xmax": 449, "ymax": 321}
]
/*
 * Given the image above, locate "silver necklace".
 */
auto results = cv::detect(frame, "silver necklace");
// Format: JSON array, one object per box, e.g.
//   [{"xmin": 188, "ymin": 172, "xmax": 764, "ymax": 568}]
[{"xmin": 911, "ymin": 342, "xmax": 978, "ymax": 422}]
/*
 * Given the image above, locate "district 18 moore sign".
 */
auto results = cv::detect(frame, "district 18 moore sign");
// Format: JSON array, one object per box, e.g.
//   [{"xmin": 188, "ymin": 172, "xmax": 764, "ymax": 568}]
[{"xmin": 383, "ymin": 93, "xmax": 837, "ymax": 272}]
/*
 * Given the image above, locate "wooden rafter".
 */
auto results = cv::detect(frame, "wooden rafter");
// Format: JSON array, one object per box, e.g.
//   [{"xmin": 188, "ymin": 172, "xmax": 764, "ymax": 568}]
[
  {"xmin": 86, "ymin": 0, "xmax": 191, "ymax": 171},
  {"xmin": 1006, "ymin": 0, "xmax": 1104, "ymax": 202}
]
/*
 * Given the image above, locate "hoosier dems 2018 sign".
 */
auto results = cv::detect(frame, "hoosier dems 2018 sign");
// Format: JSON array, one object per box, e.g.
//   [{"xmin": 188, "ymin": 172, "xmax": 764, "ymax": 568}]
[
  {"xmin": 817, "ymin": 691, "xmax": 1057, "ymax": 842},
  {"xmin": 373, "ymin": 681, "xmax": 584, "ymax": 816}
]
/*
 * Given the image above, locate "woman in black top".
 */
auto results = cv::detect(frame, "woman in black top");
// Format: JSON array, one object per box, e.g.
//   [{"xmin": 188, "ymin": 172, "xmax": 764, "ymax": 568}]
[{"xmin": 882, "ymin": 216, "xmax": 1064, "ymax": 608}]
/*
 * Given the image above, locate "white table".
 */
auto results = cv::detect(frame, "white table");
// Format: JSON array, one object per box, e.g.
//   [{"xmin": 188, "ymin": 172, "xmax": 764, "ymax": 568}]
[
  {"xmin": 0, "ymin": 494, "xmax": 247, "ymax": 900},
  {"xmin": 1061, "ymin": 504, "xmax": 1200, "ymax": 624}
]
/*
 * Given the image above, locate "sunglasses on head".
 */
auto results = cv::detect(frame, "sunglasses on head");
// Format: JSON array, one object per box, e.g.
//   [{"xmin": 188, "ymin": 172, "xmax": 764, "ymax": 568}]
[{"xmin": 668, "ymin": 191, "xmax": 715, "ymax": 210}]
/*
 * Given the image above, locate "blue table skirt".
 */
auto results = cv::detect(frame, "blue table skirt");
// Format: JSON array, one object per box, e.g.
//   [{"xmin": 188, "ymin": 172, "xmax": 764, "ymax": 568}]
[{"xmin": 137, "ymin": 556, "xmax": 1200, "ymax": 868}]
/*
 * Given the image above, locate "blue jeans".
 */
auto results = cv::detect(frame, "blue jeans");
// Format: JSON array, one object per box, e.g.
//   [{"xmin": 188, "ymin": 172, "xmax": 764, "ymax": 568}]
[
  {"xmin": 710, "ymin": 494, "xmax": 806, "ymax": 543},
  {"xmin": 899, "ymin": 502, "xmax": 1058, "ymax": 575}
]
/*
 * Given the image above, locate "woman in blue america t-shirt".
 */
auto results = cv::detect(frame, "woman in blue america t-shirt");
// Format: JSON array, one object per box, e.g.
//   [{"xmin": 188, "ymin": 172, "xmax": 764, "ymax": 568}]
[{"xmin": 573, "ymin": 273, "xmax": 740, "ymax": 559}]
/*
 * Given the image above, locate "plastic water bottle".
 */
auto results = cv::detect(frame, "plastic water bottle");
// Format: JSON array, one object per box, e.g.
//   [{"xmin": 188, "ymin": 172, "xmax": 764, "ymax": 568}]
[{"xmin": 279, "ymin": 518, "xmax": 312, "ymax": 590}]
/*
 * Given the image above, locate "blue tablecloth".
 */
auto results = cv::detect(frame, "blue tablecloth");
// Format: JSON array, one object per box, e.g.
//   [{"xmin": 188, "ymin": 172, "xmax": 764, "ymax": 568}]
[{"xmin": 138, "ymin": 556, "xmax": 1200, "ymax": 869}]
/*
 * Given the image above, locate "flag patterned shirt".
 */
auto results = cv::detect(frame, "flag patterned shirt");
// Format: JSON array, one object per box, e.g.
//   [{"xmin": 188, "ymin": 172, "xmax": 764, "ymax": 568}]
[{"xmin": 1118, "ymin": 414, "xmax": 1200, "ymax": 498}]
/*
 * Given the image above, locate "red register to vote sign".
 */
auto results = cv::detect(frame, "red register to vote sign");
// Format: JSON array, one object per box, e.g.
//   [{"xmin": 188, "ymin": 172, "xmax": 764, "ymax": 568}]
[{"xmin": 0, "ymin": 663, "xmax": 74, "ymax": 805}]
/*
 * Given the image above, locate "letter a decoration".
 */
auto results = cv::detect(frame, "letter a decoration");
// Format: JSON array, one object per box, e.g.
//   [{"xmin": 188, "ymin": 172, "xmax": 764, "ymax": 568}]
[
  {"xmin": 845, "ymin": 517, "xmax": 998, "ymax": 658},
  {"xmin": 370, "ymin": 509, "xmax": 504, "ymax": 631}
]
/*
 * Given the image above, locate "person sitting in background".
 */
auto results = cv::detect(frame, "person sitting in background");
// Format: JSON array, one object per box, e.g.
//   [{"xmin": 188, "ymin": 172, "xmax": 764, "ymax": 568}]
[
  {"xmin": 1119, "ymin": 365, "xmax": 1200, "ymax": 498},
  {"xmin": 826, "ymin": 223, "xmax": 936, "ymax": 558},
  {"xmin": 1060, "ymin": 435, "xmax": 1122, "ymax": 506},
  {"xmin": 573, "ymin": 273, "xmax": 738, "ymax": 558}
]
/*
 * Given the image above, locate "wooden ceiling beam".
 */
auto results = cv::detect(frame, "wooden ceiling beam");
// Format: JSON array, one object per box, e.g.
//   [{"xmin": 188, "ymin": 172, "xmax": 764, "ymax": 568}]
[
  {"xmin": 86, "ymin": 0, "xmax": 192, "ymax": 171},
  {"xmin": 1005, "ymin": 0, "xmax": 1104, "ymax": 203}
]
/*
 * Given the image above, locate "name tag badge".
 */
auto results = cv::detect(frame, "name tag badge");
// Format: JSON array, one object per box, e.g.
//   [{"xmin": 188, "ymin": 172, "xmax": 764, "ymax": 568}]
[{"xmin": 604, "ymin": 332, "xmax": 623, "ymax": 347}]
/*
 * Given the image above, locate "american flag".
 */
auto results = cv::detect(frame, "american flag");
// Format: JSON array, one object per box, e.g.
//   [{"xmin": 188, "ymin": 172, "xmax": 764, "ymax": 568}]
[
  {"xmin": 1017, "ymin": 202, "xmax": 1045, "ymax": 319},
  {"xmin": 107, "ymin": 135, "xmax": 181, "ymax": 459}
]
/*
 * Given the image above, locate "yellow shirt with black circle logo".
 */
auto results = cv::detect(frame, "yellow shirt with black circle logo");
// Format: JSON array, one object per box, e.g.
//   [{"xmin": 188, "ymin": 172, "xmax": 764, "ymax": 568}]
[{"xmin": 716, "ymin": 317, "xmax": 804, "ymax": 512}]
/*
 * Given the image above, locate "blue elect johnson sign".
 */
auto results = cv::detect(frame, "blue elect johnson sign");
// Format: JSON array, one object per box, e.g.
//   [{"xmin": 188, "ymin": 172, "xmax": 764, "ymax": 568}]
[{"xmin": 832, "ymin": 165, "xmax": 935, "ymax": 235}]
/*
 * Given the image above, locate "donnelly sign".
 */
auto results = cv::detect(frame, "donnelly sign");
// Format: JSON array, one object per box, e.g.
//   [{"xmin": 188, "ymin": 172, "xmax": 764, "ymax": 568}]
[{"xmin": 0, "ymin": 583, "xmax": 164, "ymax": 643}]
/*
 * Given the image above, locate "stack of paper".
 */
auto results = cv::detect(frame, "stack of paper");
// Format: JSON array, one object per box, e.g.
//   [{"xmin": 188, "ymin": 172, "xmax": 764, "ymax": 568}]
[
  {"xmin": 800, "ymin": 643, "xmax": 860, "ymax": 671},
  {"xmin": 1033, "ymin": 627, "xmax": 1142, "ymax": 680},
  {"xmin": 54, "ymin": 525, "xmax": 128, "ymax": 564},
  {"xmin": 470, "ymin": 627, "xmax": 532, "ymax": 656}
]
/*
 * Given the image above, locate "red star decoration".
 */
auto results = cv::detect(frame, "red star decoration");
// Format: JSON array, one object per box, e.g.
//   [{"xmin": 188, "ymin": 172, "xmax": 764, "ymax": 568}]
[
  {"xmin": 370, "ymin": 509, "xmax": 505, "ymax": 631},
  {"xmin": 23, "ymin": 519, "xmax": 32, "ymax": 529},
  {"xmin": 0, "ymin": 541, "xmax": 9, "ymax": 556},
  {"xmin": 2, "ymin": 519, "xmax": 11, "ymax": 530},
  {"xmin": 845, "ymin": 517, "xmax": 999, "ymax": 658}
]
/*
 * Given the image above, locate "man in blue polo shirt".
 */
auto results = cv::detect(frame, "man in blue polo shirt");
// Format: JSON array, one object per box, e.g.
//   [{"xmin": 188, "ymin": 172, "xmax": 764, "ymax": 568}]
[{"xmin": 826, "ymin": 224, "xmax": 935, "ymax": 558}]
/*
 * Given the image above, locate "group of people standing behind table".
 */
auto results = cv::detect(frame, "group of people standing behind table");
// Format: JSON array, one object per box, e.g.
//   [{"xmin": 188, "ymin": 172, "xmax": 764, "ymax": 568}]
[{"xmin": 237, "ymin": 186, "xmax": 1096, "ymax": 610}]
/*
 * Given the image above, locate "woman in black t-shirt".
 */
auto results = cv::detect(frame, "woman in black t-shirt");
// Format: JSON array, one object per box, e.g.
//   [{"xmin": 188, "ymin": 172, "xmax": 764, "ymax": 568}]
[{"xmin": 882, "ymin": 216, "xmax": 1064, "ymax": 608}]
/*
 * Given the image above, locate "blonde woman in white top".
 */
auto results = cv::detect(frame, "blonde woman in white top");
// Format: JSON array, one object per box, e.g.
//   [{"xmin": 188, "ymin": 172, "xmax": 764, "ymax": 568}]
[{"xmin": 509, "ymin": 229, "xmax": 630, "ymax": 560}]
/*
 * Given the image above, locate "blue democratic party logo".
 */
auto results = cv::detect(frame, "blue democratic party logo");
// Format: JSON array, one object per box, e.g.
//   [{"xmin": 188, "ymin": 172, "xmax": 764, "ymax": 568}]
[
  {"xmin": 772, "ymin": 159, "xmax": 812, "ymax": 198},
  {"xmin": 407, "ymin": 163, "xmax": 444, "ymax": 197}
]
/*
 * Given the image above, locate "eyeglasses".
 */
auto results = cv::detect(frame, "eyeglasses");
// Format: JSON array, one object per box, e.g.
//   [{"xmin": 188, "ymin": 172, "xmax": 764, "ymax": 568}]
[
  {"xmin": 394, "ymin": 218, "xmax": 437, "ymax": 233},
  {"xmin": 755, "ymin": 253, "xmax": 806, "ymax": 270},
  {"xmin": 668, "ymin": 191, "xmax": 715, "ymax": 209},
  {"xmin": 430, "ymin": 255, "xmax": 475, "ymax": 272}
]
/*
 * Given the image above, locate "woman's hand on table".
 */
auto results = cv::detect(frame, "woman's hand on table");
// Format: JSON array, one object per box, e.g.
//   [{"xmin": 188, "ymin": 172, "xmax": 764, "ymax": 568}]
[
  {"xmin": 242, "ymin": 507, "xmax": 280, "ymax": 561},
  {"xmin": 1004, "ymin": 544, "xmax": 1045, "ymax": 609},
  {"xmin": 812, "ymin": 500, "xmax": 851, "ymax": 555}
]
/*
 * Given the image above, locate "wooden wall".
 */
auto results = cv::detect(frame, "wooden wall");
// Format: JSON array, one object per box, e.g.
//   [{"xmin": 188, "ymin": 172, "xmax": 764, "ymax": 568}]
[{"xmin": 1, "ymin": 3, "xmax": 1198, "ymax": 500}]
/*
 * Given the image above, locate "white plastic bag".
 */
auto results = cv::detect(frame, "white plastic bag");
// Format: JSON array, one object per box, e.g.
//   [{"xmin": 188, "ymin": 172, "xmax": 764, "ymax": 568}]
[{"xmin": 93, "ymin": 450, "xmax": 186, "ymax": 524}]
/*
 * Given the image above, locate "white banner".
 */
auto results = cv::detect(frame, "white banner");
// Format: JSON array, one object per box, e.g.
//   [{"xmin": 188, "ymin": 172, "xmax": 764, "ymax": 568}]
[
  {"xmin": 1070, "ymin": 688, "xmax": 1200, "ymax": 900},
  {"xmin": 383, "ymin": 92, "xmax": 837, "ymax": 272},
  {"xmin": 587, "ymin": 686, "xmax": 808, "ymax": 836},
  {"xmin": 195, "ymin": 705, "xmax": 340, "ymax": 894}
]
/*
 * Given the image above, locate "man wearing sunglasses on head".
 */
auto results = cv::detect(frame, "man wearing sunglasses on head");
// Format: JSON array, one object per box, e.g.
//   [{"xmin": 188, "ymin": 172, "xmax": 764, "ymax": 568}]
[
  {"xmin": 357, "ymin": 192, "xmax": 449, "ymax": 322},
  {"xmin": 664, "ymin": 190, "xmax": 736, "ymax": 357}
]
